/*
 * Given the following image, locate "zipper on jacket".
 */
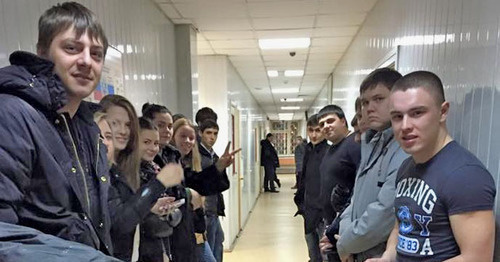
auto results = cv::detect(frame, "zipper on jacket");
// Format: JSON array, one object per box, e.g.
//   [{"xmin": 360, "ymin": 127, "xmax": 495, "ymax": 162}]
[{"xmin": 61, "ymin": 114, "xmax": 91, "ymax": 214}]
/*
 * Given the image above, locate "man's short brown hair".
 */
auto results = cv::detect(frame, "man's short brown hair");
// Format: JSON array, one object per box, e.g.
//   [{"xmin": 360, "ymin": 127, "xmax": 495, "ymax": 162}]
[
  {"xmin": 360, "ymin": 68, "xmax": 402, "ymax": 94},
  {"xmin": 37, "ymin": 2, "xmax": 108, "ymax": 56}
]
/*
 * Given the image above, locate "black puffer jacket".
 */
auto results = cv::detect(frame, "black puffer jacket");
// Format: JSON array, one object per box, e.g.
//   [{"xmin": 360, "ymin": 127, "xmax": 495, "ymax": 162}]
[{"xmin": 0, "ymin": 51, "xmax": 112, "ymax": 254}]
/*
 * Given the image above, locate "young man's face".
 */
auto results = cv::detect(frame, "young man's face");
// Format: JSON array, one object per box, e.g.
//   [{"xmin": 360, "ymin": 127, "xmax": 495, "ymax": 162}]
[
  {"xmin": 390, "ymin": 88, "xmax": 448, "ymax": 161},
  {"xmin": 361, "ymin": 83, "xmax": 392, "ymax": 131},
  {"xmin": 307, "ymin": 125, "xmax": 324, "ymax": 145},
  {"xmin": 319, "ymin": 113, "xmax": 346, "ymax": 143},
  {"xmin": 200, "ymin": 127, "xmax": 219, "ymax": 149},
  {"xmin": 42, "ymin": 26, "xmax": 104, "ymax": 101}
]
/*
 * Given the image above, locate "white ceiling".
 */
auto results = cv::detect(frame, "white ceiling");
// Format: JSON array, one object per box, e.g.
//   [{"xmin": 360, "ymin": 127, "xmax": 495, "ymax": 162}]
[{"xmin": 154, "ymin": 0, "xmax": 378, "ymax": 120}]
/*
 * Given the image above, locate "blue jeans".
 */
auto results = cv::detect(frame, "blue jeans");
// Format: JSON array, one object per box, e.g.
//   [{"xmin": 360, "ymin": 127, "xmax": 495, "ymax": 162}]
[
  {"xmin": 196, "ymin": 241, "xmax": 216, "ymax": 262},
  {"xmin": 206, "ymin": 215, "xmax": 224, "ymax": 262}
]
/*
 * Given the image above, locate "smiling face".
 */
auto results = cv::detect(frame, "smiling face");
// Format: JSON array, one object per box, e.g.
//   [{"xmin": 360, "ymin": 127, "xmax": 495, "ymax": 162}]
[
  {"xmin": 152, "ymin": 112, "xmax": 173, "ymax": 146},
  {"xmin": 390, "ymin": 88, "xmax": 449, "ymax": 163},
  {"xmin": 361, "ymin": 84, "xmax": 392, "ymax": 131},
  {"xmin": 319, "ymin": 113, "xmax": 347, "ymax": 144},
  {"xmin": 97, "ymin": 119, "xmax": 114, "ymax": 162},
  {"xmin": 139, "ymin": 129, "xmax": 160, "ymax": 162},
  {"xmin": 41, "ymin": 26, "xmax": 104, "ymax": 101},
  {"xmin": 106, "ymin": 105, "xmax": 131, "ymax": 152},
  {"xmin": 173, "ymin": 125, "xmax": 196, "ymax": 157}
]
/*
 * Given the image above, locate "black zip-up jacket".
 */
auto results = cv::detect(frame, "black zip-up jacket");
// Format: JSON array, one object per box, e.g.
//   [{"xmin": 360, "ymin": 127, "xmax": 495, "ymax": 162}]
[
  {"xmin": 198, "ymin": 143, "xmax": 230, "ymax": 217},
  {"xmin": 0, "ymin": 51, "xmax": 112, "ymax": 254},
  {"xmin": 108, "ymin": 164, "xmax": 166, "ymax": 261},
  {"xmin": 260, "ymin": 139, "xmax": 279, "ymax": 167}
]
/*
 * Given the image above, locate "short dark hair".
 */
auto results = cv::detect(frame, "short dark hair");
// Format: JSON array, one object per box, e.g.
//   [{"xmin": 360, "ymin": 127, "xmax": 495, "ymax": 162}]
[
  {"xmin": 199, "ymin": 119, "xmax": 219, "ymax": 132},
  {"xmin": 37, "ymin": 2, "xmax": 108, "ymax": 56},
  {"xmin": 142, "ymin": 103, "xmax": 171, "ymax": 120},
  {"xmin": 351, "ymin": 115, "xmax": 358, "ymax": 128},
  {"xmin": 355, "ymin": 97, "xmax": 362, "ymax": 112},
  {"xmin": 318, "ymin": 104, "xmax": 348, "ymax": 128},
  {"xmin": 195, "ymin": 107, "xmax": 218, "ymax": 124},
  {"xmin": 266, "ymin": 133, "xmax": 273, "ymax": 138},
  {"xmin": 360, "ymin": 68, "xmax": 402, "ymax": 94},
  {"xmin": 139, "ymin": 117, "xmax": 157, "ymax": 131},
  {"xmin": 307, "ymin": 114, "xmax": 319, "ymax": 127},
  {"xmin": 392, "ymin": 71, "xmax": 445, "ymax": 105}
]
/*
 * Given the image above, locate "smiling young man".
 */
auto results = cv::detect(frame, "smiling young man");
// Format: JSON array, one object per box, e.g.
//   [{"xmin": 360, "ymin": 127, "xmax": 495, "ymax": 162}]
[
  {"xmin": 367, "ymin": 71, "xmax": 496, "ymax": 262},
  {"xmin": 334, "ymin": 68, "xmax": 408, "ymax": 262},
  {"xmin": 0, "ymin": 2, "xmax": 112, "ymax": 255}
]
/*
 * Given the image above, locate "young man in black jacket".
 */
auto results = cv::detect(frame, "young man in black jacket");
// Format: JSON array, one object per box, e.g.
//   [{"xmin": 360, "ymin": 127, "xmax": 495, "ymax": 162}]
[
  {"xmin": 198, "ymin": 119, "xmax": 230, "ymax": 262},
  {"xmin": 295, "ymin": 114, "xmax": 329, "ymax": 262},
  {"xmin": 316, "ymin": 105, "xmax": 361, "ymax": 262}
]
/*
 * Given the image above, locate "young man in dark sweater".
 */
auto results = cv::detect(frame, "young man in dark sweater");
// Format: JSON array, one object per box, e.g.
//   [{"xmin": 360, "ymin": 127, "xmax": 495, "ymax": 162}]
[
  {"xmin": 198, "ymin": 119, "xmax": 230, "ymax": 262},
  {"xmin": 295, "ymin": 114, "xmax": 329, "ymax": 262},
  {"xmin": 317, "ymin": 105, "xmax": 361, "ymax": 262}
]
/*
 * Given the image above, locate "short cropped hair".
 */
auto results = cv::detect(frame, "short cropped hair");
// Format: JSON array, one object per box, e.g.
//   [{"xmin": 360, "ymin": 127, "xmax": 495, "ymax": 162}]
[
  {"xmin": 142, "ymin": 103, "xmax": 171, "ymax": 120},
  {"xmin": 37, "ymin": 2, "xmax": 108, "ymax": 56},
  {"xmin": 360, "ymin": 68, "xmax": 402, "ymax": 94},
  {"xmin": 392, "ymin": 71, "xmax": 445, "ymax": 105},
  {"xmin": 172, "ymin": 113, "xmax": 186, "ymax": 123},
  {"xmin": 195, "ymin": 107, "xmax": 217, "ymax": 125},
  {"xmin": 307, "ymin": 114, "xmax": 319, "ymax": 127},
  {"xmin": 317, "ymin": 104, "xmax": 348, "ymax": 128},
  {"xmin": 266, "ymin": 133, "xmax": 273, "ymax": 139},
  {"xmin": 199, "ymin": 119, "xmax": 219, "ymax": 132}
]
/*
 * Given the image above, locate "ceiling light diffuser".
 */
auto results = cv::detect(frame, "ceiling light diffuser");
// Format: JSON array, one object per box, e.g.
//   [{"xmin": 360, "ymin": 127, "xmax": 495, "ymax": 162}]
[
  {"xmin": 281, "ymin": 106, "xmax": 300, "ymax": 110},
  {"xmin": 272, "ymin": 88, "xmax": 299, "ymax": 94},
  {"xmin": 284, "ymin": 70, "xmax": 304, "ymax": 77},
  {"xmin": 259, "ymin": 38, "xmax": 311, "ymax": 50},
  {"xmin": 267, "ymin": 70, "xmax": 279, "ymax": 77}
]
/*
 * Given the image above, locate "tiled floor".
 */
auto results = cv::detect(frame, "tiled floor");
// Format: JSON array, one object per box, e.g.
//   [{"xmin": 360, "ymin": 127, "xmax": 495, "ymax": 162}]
[{"xmin": 224, "ymin": 175, "xmax": 309, "ymax": 262}]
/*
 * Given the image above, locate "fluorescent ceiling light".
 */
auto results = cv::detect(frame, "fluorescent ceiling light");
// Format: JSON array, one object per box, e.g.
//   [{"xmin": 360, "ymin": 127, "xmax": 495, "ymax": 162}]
[
  {"xmin": 281, "ymin": 106, "xmax": 300, "ymax": 110},
  {"xmin": 267, "ymin": 70, "xmax": 279, "ymax": 77},
  {"xmin": 278, "ymin": 113, "xmax": 294, "ymax": 121},
  {"xmin": 280, "ymin": 98, "xmax": 304, "ymax": 102},
  {"xmin": 272, "ymin": 88, "xmax": 299, "ymax": 94},
  {"xmin": 259, "ymin": 38, "xmax": 311, "ymax": 50},
  {"xmin": 284, "ymin": 70, "xmax": 304, "ymax": 77}
]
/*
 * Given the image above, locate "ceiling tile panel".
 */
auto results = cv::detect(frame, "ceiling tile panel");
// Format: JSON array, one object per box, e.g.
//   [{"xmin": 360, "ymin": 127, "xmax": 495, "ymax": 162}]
[
  {"xmin": 318, "ymin": 0, "xmax": 377, "ymax": 14},
  {"xmin": 256, "ymin": 29, "xmax": 312, "ymax": 38},
  {"xmin": 174, "ymin": 2, "xmax": 247, "ymax": 18},
  {"xmin": 158, "ymin": 4, "xmax": 181, "ymax": 19},
  {"xmin": 193, "ymin": 18, "xmax": 252, "ymax": 31},
  {"xmin": 311, "ymin": 37, "xmax": 352, "ymax": 47},
  {"xmin": 253, "ymin": 16, "xmax": 315, "ymax": 30},
  {"xmin": 210, "ymin": 40, "xmax": 257, "ymax": 49},
  {"xmin": 213, "ymin": 48, "xmax": 260, "ymax": 56},
  {"xmin": 248, "ymin": 1, "xmax": 317, "ymax": 18},
  {"xmin": 316, "ymin": 14, "xmax": 367, "ymax": 27},
  {"xmin": 201, "ymin": 31, "xmax": 254, "ymax": 40}
]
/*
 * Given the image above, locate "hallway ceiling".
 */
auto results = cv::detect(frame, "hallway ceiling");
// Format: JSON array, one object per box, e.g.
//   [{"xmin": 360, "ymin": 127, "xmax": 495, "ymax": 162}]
[{"xmin": 154, "ymin": 0, "xmax": 377, "ymax": 120}]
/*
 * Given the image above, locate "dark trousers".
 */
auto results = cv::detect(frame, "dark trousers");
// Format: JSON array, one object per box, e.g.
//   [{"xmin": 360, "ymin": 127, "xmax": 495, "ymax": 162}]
[{"xmin": 263, "ymin": 164, "xmax": 277, "ymax": 190}]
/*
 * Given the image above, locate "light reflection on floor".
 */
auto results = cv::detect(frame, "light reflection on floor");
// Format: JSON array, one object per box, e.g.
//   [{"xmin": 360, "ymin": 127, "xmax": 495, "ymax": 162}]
[{"xmin": 224, "ymin": 175, "xmax": 308, "ymax": 262}]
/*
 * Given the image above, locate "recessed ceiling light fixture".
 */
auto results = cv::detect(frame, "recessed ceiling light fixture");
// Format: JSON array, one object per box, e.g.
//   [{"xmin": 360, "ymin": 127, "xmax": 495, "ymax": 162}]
[
  {"xmin": 284, "ymin": 70, "xmax": 304, "ymax": 77},
  {"xmin": 281, "ymin": 106, "xmax": 300, "ymax": 110},
  {"xmin": 267, "ymin": 70, "xmax": 279, "ymax": 77},
  {"xmin": 259, "ymin": 38, "xmax": 311, "ymax": 50},
  {"xmin": 272, "ymin": 88, "xmax": 299, "ymax": 94},
  {"xmin": 280, "ymin": 98, "xmax": 304, "ymax": 102}
]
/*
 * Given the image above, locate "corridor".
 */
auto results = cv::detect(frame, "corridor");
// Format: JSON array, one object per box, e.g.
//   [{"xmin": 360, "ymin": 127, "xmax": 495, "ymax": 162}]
[{"xmin": 225, "ymin": 175, "xmax": 308, "ymax": 262}]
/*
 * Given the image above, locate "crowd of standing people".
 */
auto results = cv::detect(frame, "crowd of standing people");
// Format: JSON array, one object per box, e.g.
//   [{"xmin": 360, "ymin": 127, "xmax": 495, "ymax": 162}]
[{"xmin": 0, "ymin": 2, "xmax": 496, "ymax": 262}]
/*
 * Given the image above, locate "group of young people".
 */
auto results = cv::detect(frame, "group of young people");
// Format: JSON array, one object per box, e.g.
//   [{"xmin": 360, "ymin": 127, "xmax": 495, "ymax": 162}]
[
  {"xmin": 294, "ymin": 68, "xmax": 496, "ymax": 262},
  {"xmin": 0, "ymin": 2, "xmax": 239, "ymax": 262}
]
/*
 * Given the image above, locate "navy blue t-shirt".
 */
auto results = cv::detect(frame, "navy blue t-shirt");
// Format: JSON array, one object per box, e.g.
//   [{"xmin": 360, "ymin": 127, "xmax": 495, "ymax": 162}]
[{"xmin": 394, "ymin": 141, "xmax": 495, "ymax": 261}]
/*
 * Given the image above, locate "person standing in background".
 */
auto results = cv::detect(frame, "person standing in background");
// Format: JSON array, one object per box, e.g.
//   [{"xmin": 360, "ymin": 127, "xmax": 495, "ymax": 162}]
[
  {"xmin": 260, "ymin": 133, "xmax": 280, "ymax": 193},
  {"xmin": 292, "ymin": 136, "xmax": 306, "ymax": 190}
]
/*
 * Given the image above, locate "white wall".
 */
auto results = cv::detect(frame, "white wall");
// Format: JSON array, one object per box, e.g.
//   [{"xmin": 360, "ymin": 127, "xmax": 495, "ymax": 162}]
[
  {"xmin": 315, "ymin": 0, "xmax": 500, "ymax": 258},
  {"xmin": 0, "ymin": 0, "xmax": 178, "ymax": 113},
  {"xmin": 198, "ymin": 55, "xmax": 266, "ymax": 250}
]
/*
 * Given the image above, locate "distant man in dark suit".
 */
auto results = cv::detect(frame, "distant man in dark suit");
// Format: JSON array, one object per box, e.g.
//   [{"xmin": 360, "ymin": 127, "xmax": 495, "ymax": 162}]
[{"xmin": 260, "ymin": 133, "xmax": 280, "ymax": 192}]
